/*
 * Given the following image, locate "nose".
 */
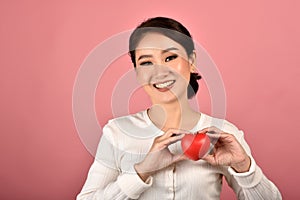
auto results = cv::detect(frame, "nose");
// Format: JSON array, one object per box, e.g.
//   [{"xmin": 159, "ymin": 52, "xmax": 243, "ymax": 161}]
[{"xmin": 152, "ymin": 64, "xmax": 172, "ymax": 81}]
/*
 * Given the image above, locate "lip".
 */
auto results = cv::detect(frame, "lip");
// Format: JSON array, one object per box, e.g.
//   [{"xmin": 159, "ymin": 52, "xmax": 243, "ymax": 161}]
[{"xmin": 153, "ymin": 80, "xmax": 175, "ymax": 92}]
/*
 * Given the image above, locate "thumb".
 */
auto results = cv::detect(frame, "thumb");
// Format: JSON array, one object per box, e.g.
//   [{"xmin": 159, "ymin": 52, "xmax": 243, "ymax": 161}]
[
  {"xmin": 173, "ymin": 154, "xmax": 189, "ymax": 162},
  {"xmin": 202, "ymin": 154, "xmax": 217, "ymax": 165},
  {"xmin": 197, "ymin": 128, "xmax": 209, "ymax": 134}
]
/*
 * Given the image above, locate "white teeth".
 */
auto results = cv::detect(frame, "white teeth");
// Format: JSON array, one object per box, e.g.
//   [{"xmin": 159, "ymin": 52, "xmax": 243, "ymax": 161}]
[{"xmin": 154, "ymin": 80, "xmax": 175, "ymax": 89}]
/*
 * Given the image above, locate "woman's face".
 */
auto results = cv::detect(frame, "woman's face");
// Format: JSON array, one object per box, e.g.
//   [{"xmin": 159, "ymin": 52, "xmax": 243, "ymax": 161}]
[{"xmin": 135, "ymin": 32, "xmax": 194, "ymax": 104}]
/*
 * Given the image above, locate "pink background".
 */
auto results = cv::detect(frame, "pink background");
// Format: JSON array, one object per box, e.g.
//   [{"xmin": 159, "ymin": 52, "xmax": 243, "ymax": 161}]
[{"xmin": 1, "ymin": 1, "xmax": 299, "ymax": 199}]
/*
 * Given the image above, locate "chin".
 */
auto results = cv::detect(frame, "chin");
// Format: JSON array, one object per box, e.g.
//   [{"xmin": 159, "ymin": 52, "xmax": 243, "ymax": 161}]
[{"xmin": 152, "ymin": 92, "xmax": 186, "ymax": 105}]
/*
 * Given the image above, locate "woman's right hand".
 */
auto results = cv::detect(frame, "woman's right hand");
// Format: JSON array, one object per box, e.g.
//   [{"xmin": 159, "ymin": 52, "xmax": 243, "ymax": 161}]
[{"xmin": 134, "ymin": 129, "xmax": 188, "ymax": 182}]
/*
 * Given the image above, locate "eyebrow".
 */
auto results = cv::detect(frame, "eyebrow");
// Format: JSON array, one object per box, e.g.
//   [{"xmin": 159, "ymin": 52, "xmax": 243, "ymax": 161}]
[{"xmin": 137, "ymin": 47, "xmax": 179, "ymax": 61}]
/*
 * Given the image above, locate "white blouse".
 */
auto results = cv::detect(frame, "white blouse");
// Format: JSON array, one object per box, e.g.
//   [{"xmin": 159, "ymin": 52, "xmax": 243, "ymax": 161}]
[{"xmin": 77, "ymin": 110, "xmax": 281, "ymax": 200}]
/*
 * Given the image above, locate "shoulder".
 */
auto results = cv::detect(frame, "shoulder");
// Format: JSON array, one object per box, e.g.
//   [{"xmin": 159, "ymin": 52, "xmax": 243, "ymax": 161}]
[
  {"xmin": 104, "ymin": 110, "xmax": 147, "ymax": 131},
  {"xmin": 102, "ymin": 110, "xmax": 157, "ymax": 139}
]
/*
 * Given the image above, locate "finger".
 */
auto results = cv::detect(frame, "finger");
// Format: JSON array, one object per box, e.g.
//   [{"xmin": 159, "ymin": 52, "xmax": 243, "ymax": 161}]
[
  {"xmin": 163, "ymin": 129, "xmax": 189, "ymax": 139},
  {"xmin": 208, "ymin": 132, "xmax": 234, "ymax": 142},
  {"xmin": 171, "ymin": 133, "xmax": 184, "ymax": 137},
  {"xmin": 198, "ymin": 126, "xmax": 222, "ymax": 134},
  {"xmin": 206, "ymin": 133, "xmax": 231, "ymax": 148},
  {"xmin": 163, "ymin": 134, "xmax": 185, "ymax": 146},
  {"xmin": 205, "ymin": 131, "xmax": 222, "ymax": 145},
  {"xmin": 196, "ymin": 128, "xmax": 208, "ymax": 134},
  {"xmin": 206, "ymin": 131, "xmax": 221, "ymax": 139},
  {"xmin": 154, "ymin": 133, "xmax": 184, "ymax": 149},
  {"xmin": 202, "ymin": 154, "xmax": 217, "ymax": 165},
  {"xmin": 154, "ymin": 129, "xmax": 183, "ymax": 142}
]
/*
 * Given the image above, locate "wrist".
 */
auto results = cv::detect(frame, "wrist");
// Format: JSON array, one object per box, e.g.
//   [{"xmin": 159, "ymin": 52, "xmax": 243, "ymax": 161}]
[
  {"xmin": 231, "ymin": 156, "xmax": 251, "ymax": 173},
  {"xmin": 134, "ymin": 163, "xmax": 151, "ymax": 182}
]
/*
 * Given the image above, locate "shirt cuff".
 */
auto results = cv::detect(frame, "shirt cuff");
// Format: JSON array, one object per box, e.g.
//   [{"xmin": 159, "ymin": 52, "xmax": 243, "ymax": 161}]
[
  {"xmin": 117, "ymin": 171, "xmax": 153, "ymax": 199},
  {"xmin": 228, "ymin": 156, "xmax": 263, "ymax": 188}
]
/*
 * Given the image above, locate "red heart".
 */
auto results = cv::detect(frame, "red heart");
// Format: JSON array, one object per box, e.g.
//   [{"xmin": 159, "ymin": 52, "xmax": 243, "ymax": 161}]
[{"xmin": 181, "ymin": 133, "xmax": 211, "ymax": 161}]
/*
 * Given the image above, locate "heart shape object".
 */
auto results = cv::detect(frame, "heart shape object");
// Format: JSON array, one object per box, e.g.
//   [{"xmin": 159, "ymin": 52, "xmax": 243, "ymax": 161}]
[{"xmin": 181, "ymin": 133, "xmax": 211, "ymax": 161}]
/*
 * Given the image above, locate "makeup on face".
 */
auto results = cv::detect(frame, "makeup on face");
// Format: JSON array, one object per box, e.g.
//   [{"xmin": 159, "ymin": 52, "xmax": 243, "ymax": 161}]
[{"xmin": 134, "ymin": 32, "xmax": 193, "ymax": 103}]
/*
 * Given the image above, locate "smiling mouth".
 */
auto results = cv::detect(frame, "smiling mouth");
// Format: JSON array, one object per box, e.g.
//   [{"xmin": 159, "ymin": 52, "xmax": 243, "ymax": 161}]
[{"xmin": 153, "ymin": 80, "xmax": 175, "ymax": 89}]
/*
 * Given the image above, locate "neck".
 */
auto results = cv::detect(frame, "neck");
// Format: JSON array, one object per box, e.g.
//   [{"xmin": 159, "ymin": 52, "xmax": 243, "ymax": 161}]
[{"xmin": 148, "ymin": 97, "xmax": 200, "ymax": 132}]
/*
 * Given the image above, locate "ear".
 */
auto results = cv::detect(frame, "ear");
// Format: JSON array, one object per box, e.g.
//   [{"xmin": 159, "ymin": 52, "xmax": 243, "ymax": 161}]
[{"xmin": 188, "ymin": 50, "xmax": 197, "ymax": 73}]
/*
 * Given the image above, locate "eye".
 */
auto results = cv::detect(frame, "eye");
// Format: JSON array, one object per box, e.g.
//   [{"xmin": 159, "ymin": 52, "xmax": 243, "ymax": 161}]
[
  {"xmin": 139, "ymin": 61, "xmax": 153, "ymax": 66},
  {"xmin": 165, "ymin": 55, "xmax": 178, "ymax": 62}
]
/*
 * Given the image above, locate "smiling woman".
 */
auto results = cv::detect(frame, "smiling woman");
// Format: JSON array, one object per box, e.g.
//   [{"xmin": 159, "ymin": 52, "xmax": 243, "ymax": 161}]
[
  {"xmin": 135, "ymin": 32, "xmax": 194, "ymax": 106},
  {"xmin": 76, "ymin": 17, "xmax": 282, "ymax": 200}
]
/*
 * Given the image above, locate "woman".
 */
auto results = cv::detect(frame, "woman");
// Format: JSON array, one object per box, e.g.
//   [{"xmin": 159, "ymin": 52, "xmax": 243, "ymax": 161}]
[{"xmin": 77, "ymin": 17, "xmax": 281, "ymax": 199}]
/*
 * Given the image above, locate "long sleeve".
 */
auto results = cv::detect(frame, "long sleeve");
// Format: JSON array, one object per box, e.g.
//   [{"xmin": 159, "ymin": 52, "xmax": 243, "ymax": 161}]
[
  {"xmin": 76, "ymin": 123, "xmax": 153, "ymax": 200},
  {"xmin": 226, "ymin": 157, "xmax": 282, "ymax": 200},
  {"xmin": 77, "ymin": 111, "xmax": 282, "ymax": 199},
  {"xmin": 222, "ymin": 124, "xmax": 282, "ymax": 200}
]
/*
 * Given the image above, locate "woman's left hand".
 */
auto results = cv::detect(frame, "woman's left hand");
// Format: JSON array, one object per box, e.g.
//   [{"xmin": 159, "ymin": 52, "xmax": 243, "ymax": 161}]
[{"xmin": 198, "ymin": 126, "xmax": 251, "ymax": 173}]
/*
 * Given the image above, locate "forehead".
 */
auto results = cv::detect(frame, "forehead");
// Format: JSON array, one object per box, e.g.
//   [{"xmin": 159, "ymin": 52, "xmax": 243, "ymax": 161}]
[{"xmin": 135, "ymin": 32, "xmax": 186, "ymax": 53}]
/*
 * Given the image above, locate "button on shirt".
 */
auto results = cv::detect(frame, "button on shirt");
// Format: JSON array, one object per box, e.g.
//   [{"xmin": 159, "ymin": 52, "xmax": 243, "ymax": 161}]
[{"xmin": 77, "ymin": 111, "xmax": 282, "ymax": 200}]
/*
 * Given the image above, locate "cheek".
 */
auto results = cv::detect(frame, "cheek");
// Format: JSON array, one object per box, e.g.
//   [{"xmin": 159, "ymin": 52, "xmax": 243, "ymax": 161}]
[
  {"xmin": 136, "ymin": 68, "xmax": 152, "ymax": 85},
  {"xmin": 137, "ymin": 77, "xmax": 153, "ymax": 96},
  {"xmin": 170, "ymin": 61, "xmax": 191, "ymax": 81},
  {"xmin": 143, "ymin": 85, "xmax": 152, "ymax": 94}
]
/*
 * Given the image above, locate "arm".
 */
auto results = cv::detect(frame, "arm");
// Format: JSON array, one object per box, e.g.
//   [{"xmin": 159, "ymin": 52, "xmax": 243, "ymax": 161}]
[
  {"xmin": 76, "ymin": 124, "xmax": 152, "ymax": 200},
  {"xmin": 225, "ymin": 156, "xmax": 282, "ymax": 200},
  {"xmin": 201, "ymin": 126, "xmax": 282, "ymax": 200},
  {"xmin": 225, "ymin": 129, "xmax": 282, "ymax": 200},
  {"xmin": 76, "ymin": 160, "xmax": 152, "ymax": 200}
]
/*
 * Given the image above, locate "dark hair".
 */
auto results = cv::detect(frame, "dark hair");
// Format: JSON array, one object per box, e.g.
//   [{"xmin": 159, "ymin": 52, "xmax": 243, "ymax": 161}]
[{"xmin": 128, "ymin": 17, "xmax": 201, "ymax": 99}]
